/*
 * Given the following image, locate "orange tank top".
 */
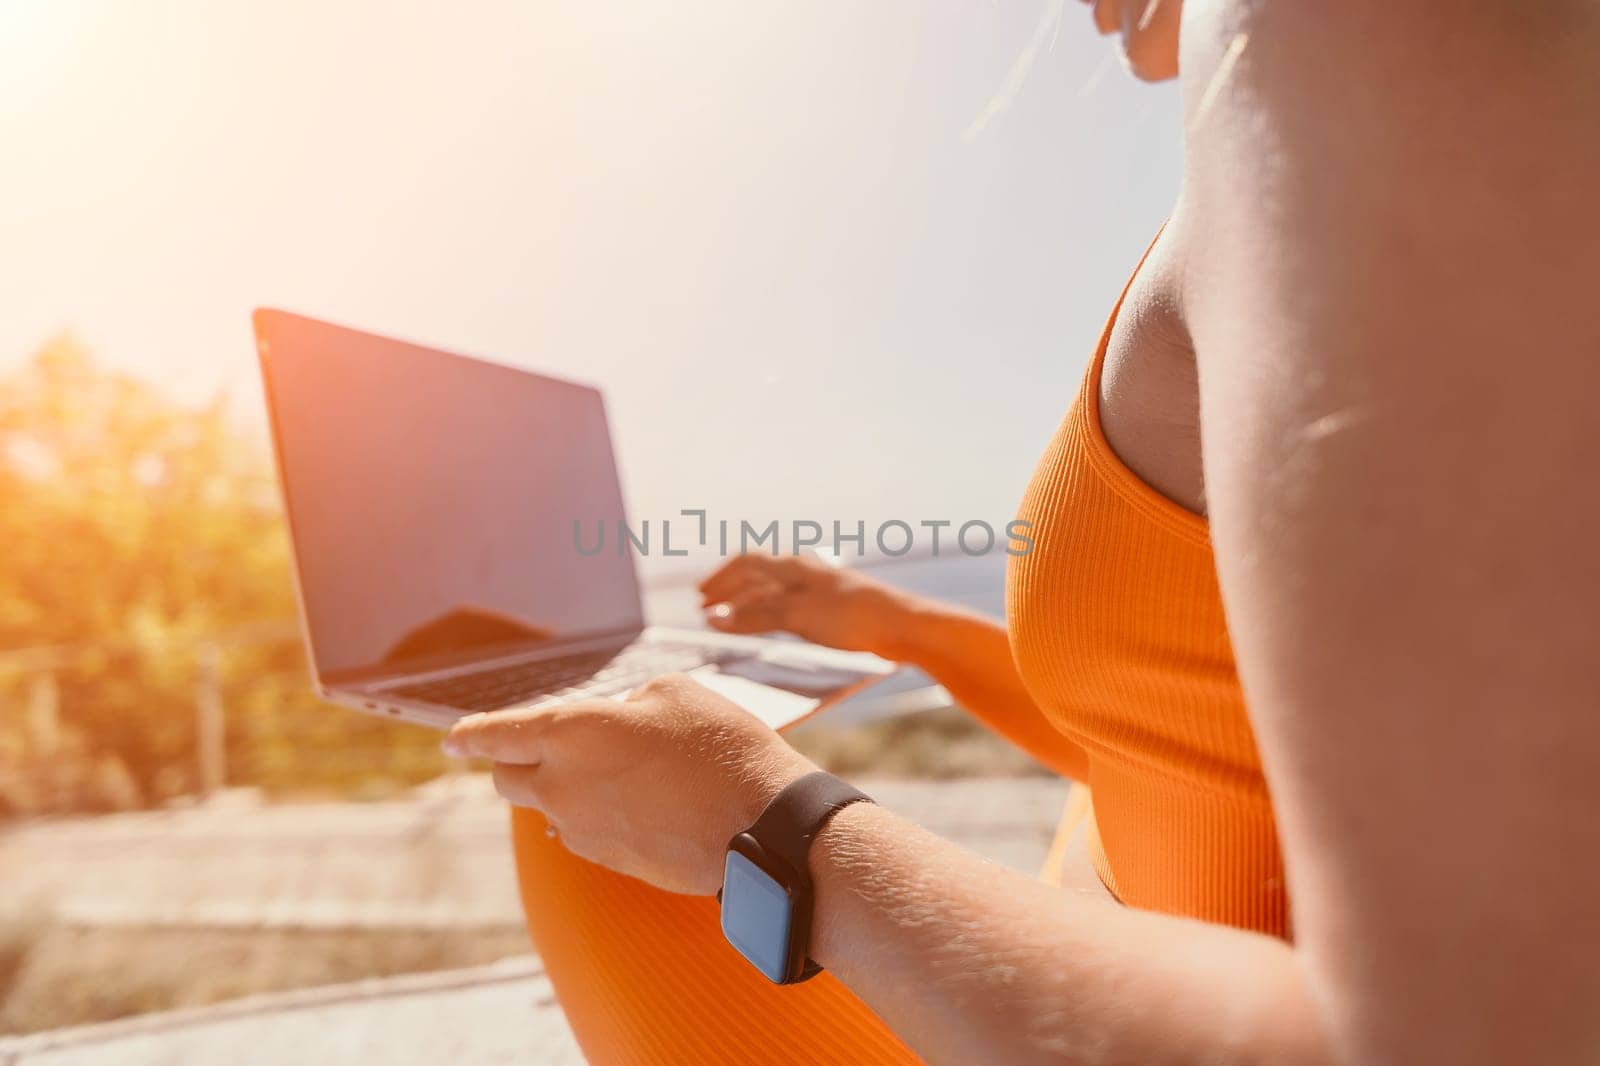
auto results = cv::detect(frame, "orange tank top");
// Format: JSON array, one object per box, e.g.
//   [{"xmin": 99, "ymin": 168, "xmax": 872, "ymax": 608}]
[{"xmin": 1006, "ymin": 235, "xmax": 1290, "ymax": 939}]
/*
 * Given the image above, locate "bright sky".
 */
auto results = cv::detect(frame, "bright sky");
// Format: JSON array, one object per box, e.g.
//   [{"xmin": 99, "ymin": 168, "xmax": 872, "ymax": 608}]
[{"xmin": 2, "ymin": 0, "xmax": 1181, "ymax": 544}]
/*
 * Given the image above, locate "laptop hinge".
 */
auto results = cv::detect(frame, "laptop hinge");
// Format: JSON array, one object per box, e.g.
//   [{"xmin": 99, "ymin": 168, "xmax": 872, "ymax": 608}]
[{"xmin": 335, "ymin": 626, "xmax": 646, "ymax": 693}]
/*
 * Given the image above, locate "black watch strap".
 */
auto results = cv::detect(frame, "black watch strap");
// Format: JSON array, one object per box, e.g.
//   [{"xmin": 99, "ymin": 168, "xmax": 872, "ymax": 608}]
[
  {"xmin": 749, "ymin": 771, "xmax": 874, "ymax": 889},
  {"xmin": 721, "ymin": 772, "xmax": 874, "ymax": 984},
  {"xmin": 753, "ymin": 772, "xmax": 872, "ymax": 980}
]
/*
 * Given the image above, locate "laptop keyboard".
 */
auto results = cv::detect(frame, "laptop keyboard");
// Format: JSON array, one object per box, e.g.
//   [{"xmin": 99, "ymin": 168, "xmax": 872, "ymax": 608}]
[{"xmin": 389, "ymin": 640, "xmax": 744, "ymax": 713}]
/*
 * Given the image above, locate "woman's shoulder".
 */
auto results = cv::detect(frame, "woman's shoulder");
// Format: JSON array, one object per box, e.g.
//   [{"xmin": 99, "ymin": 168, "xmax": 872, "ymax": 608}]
[
  {"xmin": 1176, "ymin": 0, "xmax": 1600, "ymax": 277},
  {"xmin": 1178, "ymin": 1, "xmax": 1600, "ymax": 148}
]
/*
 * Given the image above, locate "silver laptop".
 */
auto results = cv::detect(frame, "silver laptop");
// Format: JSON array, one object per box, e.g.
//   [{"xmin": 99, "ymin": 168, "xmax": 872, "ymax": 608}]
[{"xmin": 254, "ymin": 309, "xmax": 889, "ymax": 731}]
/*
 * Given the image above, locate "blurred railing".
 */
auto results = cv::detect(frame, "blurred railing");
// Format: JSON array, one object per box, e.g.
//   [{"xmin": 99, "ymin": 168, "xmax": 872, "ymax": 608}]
[
  {"xmin": 0, "ymin": 553, "xmax": 991, "ymax": 815},
  {"xmin": 0, "ymin": 626, "xmax": 950, "ymax": 816},
  {"xmin": 0, "ymin": 623, "xmax": 455, "ymax": 814}
]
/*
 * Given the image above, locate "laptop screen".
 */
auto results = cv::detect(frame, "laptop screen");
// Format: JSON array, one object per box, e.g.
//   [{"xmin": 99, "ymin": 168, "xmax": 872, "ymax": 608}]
[{"xmin": 256, "ymin": 311, "xmax": 644, "ymax": 683}]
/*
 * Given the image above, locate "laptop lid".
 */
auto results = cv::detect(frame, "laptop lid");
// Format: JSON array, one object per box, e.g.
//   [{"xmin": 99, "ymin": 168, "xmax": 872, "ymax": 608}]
[{"xmin": 254, "ymin": 309, "xmax": 644, "ymax": 687}]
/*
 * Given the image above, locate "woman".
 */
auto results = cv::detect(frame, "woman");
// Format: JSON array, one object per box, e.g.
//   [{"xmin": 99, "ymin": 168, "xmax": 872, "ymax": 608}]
[{"xmin": 446, "ymin": 2, "xmax": 1600, "ymax": 1062}]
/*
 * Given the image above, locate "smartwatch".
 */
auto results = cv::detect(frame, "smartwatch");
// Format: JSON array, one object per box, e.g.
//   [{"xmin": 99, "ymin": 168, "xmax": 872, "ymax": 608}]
[{"xmin": 718, "ymin": 771, "xmax": 873, "ymax": 985}]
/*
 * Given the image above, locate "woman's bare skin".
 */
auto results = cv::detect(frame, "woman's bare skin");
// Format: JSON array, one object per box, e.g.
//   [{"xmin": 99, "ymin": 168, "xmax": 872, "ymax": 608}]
[
  {"xmin": 449, "ymin": 2, "xmax": 1600, "ymax": 1062},
  {"xmin": 1098, "ymin": 223, "xmax": 1206, "ymax": 516}
]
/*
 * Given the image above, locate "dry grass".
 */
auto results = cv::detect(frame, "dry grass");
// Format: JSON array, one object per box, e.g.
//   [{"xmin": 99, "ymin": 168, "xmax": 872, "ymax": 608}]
[
  {"xmin": 0, "ymin": 705, "xmax": 1050, "ymax": 1036},
  {"xmin": 0, "ymin": 904, "xmax": 50, "ymax": 1018},
  {"xmin": 787, "ymin": 705, "xmax": 1052, "ymax": 779},
  {"xmin": 0, "ymin": 917, "xmax": 530, "ymax": 1035}
]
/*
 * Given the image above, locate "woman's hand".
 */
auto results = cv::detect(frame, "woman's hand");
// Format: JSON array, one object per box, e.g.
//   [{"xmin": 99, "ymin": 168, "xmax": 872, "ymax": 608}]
[
  {"xmin": 697, "ymin": 552, "xmax": 1094, "ymax": 778},
  {"xmin": 698, "ymin": 553, "xmax": 919, "ymax": 658},
  {"xmin": 442, "ymin": 672, "xmax": 817, "ymax": 895}
]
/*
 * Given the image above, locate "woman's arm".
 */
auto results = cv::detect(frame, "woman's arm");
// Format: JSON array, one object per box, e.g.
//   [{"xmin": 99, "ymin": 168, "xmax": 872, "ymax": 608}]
[
  {"xmin": 447, "ymin": 673, "xmax": 1326, "ymax": 1065},
  {"xmin": 1180, "ymin": 3, "xmax": 1600, "ymax": 1062},
  {"xmin": 730, "ymin": 11, "xmax": 1600, "ymax": 1055},
  {"xmin": 810, "ymin": 8, "xmax": 1600, "ymax": 1059},
  {"xmin": 699, "ymin": 554, "xmax": 1088, "ymax": 779},
  {"xmin": 807, "ymin": 800, "xmax": 1322, "ymax": 1065},
  {"xmin": 887, "ymin": 598, "xmax": 1090, "ymax": 781},
  {"xmin": 448, "ymin": 5, "xmax": 1600, "ymax": 1062}
]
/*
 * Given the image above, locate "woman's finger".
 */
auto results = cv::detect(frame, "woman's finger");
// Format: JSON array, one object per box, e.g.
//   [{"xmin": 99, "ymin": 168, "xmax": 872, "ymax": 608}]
[
  {"xmin": 494, "ymin": 763, "xmax": 592, "ymax": 859},
  {"xmin": 491, "ymin": 761, "xmax": 545, "ymax": 810},
  {"xmin": 697, "ymin": 553, "xmax": 789, "ymax": 604},
  {"xmin": 706, "ymin": 581, "xmax": 790, "ymax": 634},
  {"xmin": 698, "ymin": 570, "xmax": 769, "ymax": 610},
  {"xmin": 442, "ymin": 705, "xmax": 558, "ymax": 763}
]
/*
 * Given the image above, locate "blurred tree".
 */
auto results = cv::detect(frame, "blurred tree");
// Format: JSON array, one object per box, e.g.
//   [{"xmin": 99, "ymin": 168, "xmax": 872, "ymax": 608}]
[{"xmin": 0, "ymin": 337, "xmax": 445, "ymax": 812}]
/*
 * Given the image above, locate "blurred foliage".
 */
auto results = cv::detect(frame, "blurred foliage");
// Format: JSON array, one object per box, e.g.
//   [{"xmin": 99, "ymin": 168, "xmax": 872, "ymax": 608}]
[
  {"xmin": 0, "ymin": 337, "xmax": 1039, "ymax": 816},
  {"xmin": 0, "ymin": 337, "xmax": 447, "ymax": 814}
]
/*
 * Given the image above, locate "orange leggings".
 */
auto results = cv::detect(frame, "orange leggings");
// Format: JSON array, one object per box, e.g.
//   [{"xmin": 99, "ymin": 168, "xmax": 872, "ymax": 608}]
[
  {"xmin": 509, "ymin": 805, "xmax": 920, "ymax": 1064},
  {"xmin": 509, "ymin": 783, "xmax": 1093, "ymax": 1064}
]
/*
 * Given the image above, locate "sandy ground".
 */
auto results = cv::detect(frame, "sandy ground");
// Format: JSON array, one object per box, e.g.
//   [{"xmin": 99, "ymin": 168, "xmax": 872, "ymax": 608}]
[
  {"xmin": 2, "ymin": 958, "xmax": 584, "ymax": 1066},
  {"xmin": 0, "ymin": 775, "xmax": 1068, "ymax": 1064}
]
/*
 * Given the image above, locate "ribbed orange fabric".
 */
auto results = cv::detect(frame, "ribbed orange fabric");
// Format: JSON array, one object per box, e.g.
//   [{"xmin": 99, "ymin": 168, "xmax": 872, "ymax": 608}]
[
  {"xmin": 1007, "ymin": 233, "xmax": 1289, "ymax": 938},
  {"xmin": 509, "ymin": 807, "xmax": 920, "ymax": 1065},
  {"xmin": 506, "ymin": 234, "xmax": 1286, "ymax": 1063}
]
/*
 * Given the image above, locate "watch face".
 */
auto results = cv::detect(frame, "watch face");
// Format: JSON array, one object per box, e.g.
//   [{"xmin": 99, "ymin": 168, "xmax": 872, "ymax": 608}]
[{"xmin": 720, "ymin": 849, "xmax": 794, "ymax": 983}]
